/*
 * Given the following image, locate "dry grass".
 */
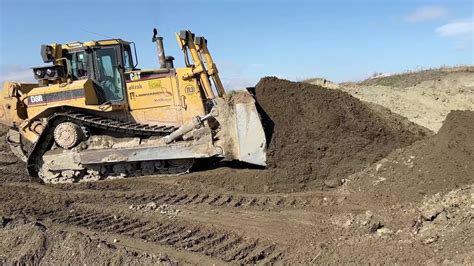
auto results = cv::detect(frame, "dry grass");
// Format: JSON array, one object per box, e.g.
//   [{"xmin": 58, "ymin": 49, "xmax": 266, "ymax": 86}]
[{"xmin": 359, "ymin": 65, "xmax": 474, "ymax": 88}]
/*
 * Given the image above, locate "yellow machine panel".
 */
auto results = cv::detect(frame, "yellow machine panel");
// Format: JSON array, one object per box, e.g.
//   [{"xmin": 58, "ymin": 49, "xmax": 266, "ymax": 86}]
[{"xmin": 126, "ymin": 69, "xmax": 206, "ymax": 126}]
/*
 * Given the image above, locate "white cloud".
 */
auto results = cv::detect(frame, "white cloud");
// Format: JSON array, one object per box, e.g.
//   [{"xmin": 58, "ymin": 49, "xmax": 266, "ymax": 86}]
[
  {"xmin": 435, "ymin": 19, "xmax": 473, "ymax": 37},
  {"xmin": 0, "ymin": 65, "xmax": 35, "ymax": 85},
  {"xmin": 404, "ymin": 6, "xmax": 448, "ymax": 23},
  {"xmin": 435, "ymin": 18, "xmax": 473, "ymax": 51}
]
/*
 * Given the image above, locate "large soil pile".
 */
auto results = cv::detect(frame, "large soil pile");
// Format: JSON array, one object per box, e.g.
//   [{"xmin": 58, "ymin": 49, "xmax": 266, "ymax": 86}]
[
  {"xmin": 188, "ymin": 77, "xmax": 428, "ymax": 193},
  {"xmin": 255, "ymin": 77, "xmax": 427, "ymax": 184},
  {"xmin": 348, "ymin": 110, "xmax": 474, "ymax": 205}
]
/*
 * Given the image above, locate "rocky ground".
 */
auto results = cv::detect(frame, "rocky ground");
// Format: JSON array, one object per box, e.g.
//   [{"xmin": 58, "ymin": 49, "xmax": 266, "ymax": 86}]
[{"xmin": 0, "ymin": 69, "xmax": 472, "ymax": 264}]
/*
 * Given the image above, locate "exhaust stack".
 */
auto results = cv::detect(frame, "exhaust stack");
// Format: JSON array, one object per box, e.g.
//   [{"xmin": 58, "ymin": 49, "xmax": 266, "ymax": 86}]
[{"xmin": 152, "ymin": 28, "xmax": 167, "ymax": 68}]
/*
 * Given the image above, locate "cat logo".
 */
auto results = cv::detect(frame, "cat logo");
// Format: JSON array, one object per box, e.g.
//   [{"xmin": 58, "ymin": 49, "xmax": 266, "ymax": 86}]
[
  {"xmin": 130, "ymin": 72, "xmax": 141, "ymax": 81},
  {"xmin": 185, "ymin": 85, "xmax": 195, "ymax": 95}
]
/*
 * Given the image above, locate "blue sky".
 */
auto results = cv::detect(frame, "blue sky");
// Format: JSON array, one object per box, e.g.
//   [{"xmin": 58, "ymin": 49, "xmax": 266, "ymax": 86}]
[{"xmin": 0, "ymin": 0, "xmax": 472, "ymax": 89}]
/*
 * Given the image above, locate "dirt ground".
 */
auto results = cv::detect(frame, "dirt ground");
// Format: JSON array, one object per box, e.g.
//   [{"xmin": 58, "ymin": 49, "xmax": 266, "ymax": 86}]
[{"xmin": 1, "ymin": 70, "xmax": 473, "ymax": 264}]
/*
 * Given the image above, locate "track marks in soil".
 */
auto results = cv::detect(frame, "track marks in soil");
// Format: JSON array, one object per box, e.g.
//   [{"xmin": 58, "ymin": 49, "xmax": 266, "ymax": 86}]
[
  {"xmin": 94, "ymin": 190, "xmax": 316, "ymax": 210},
  {"xmin": 34, "ymin": 209, "xmax": 285, "ymax": 263}
]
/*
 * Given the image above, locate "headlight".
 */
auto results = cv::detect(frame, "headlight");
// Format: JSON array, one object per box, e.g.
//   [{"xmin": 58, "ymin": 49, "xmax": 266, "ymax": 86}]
[
  {"xmin": 46, "ymin": 68, "xmax": 55, "ymax": 77},
  {"xmin": 35, "ymin": 69, "xmax": 45, "ymax": 78}
]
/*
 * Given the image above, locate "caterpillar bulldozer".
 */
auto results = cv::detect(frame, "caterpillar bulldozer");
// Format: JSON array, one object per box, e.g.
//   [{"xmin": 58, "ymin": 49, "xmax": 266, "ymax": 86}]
[{"xmin": 0, "ymin": 29, "xmax": 267, "ymax": 184}]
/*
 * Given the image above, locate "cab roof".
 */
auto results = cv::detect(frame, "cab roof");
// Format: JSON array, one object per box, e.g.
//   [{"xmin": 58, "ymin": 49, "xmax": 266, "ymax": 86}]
[{"xmin": 60, "ymin": 39, "xmax": 131, "ymax": 50}]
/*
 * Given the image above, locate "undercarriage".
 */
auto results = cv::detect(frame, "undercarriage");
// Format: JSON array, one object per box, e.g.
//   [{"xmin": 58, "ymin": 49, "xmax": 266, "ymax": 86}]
[{"xmin": 18, "ymin": 111, "xmax": 220, "ymax": 184}]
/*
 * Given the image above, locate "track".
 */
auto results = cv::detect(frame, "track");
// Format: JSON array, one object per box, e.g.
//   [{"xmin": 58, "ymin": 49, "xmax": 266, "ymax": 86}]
[
  {"xmin": 63, "ymin": 111, "xmax": 178, "ymax": 136},
  {"xmin": 25, "ymin": 111, "xmax": 195, "ymax": 184}
]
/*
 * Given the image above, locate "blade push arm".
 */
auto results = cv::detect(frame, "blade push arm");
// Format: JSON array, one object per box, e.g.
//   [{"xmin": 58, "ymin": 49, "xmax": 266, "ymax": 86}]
[{"xmin": 175, "ymin": 30, "xmax": 227, "ymax": 99}]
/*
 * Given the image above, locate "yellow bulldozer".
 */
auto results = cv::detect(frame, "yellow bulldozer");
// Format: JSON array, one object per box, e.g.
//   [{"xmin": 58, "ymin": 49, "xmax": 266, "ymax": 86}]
[{"xmin": 0, "ymin": 29, "xmax": 266, "ymax": 183}]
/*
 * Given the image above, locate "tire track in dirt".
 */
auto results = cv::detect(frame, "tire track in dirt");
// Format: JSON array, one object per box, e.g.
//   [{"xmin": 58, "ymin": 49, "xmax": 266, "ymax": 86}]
[
  {"xmin": 31, "ymin": 208, "xmax": 285, "ymax": 263},
  {"xmin": 113, "ymin": 191, "xmax": 315, "ymax": 209}
]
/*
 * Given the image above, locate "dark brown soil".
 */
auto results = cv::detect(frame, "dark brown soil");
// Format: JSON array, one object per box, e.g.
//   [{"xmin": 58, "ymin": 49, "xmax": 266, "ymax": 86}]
[
  {"xmin": 187, "ymin": 77, "xmax": 429, "ymax": 193},
  {"xmin": 257, "ymin": 77, "xmax": 427, "ymax": 177},
  {"xmin": 349, "ymin": 110, "xmax": 474, "ymax": 206}
]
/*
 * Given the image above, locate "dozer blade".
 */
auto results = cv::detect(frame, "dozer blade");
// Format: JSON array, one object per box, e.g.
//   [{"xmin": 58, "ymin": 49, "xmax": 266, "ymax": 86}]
[
  {"xmin": 234, "ymin": 100, "xmax": 267, "ymax": 166},
  {"xmin": 215, "ymin": 91, "xmax": 267, "ymax": 166}
]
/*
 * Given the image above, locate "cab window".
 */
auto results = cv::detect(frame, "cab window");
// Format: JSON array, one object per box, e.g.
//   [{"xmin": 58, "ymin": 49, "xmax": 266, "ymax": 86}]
[
  {"xmin": 123, "ymin": 47, "xmax": 133, "ymax": 71},
  {"xmin": 95, "ymin": 47, "xmax": 124, "ymax": 102},
  {"xmin": 65, "ymin": 51, "xmax": 88, "ymax": 80}
]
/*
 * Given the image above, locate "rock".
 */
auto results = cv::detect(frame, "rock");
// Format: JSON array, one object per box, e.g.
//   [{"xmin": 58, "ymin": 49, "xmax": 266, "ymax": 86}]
[
  {"xmin": 368, "ymin": 222, "xmax": 383, "ymax": 233},
  {"xmin": 342, "ymin": 219, "xmax": 353, "ymax": 228},
  {"xmin": 113, "ymin": 239, "xmax": 119, "ymax": 243},
  {"xmin": 324, "ymin": 178, "xmax": 342, "ymax": 188},
  {"xmin": 145, "ymin": 202, "xmax": 158, "ymax": 210},
  {"xmin": 360, "ymin": 210, "xmax": 373, "ymax": 226},
  {"xmin": 434, "ymin": 211, "xmax": 448, "ymax": 223},
  {"xmin": 423, "ymin": 235, "xmax": 439, "ymax": 244},
  {"xmin": 376, "ymin": 227, "xmax": 393, "ymax": 236},
  {"xmin": 375, "ymin": 164, "xmax": 383, "ymax": 172},
  {"xmin": 421, "ymin": 204, "xmax": 445, "ymax": 221}
]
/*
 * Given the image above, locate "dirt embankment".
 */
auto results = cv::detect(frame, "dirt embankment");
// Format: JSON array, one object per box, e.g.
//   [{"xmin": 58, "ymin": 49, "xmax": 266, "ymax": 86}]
[
  {"xmin": 190, "ymin": 77, "xmax": 428, "ymax": 193},
  {"xmin": 348, "ymin": 110, "xmax": 474, "ymax": 206},
  {"xmin": 359, "ymin": 66, "xmax": 474, "ymax": 88},
  {"xmin": 341, "ymin": 67, "xmax": 474, "ymax": 131}
]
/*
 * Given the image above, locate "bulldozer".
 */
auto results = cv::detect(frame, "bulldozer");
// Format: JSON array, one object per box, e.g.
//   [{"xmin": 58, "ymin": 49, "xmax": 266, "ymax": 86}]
[{"xmin": 0, "ymin": 29, "xmax": 267, "ymax": 183}]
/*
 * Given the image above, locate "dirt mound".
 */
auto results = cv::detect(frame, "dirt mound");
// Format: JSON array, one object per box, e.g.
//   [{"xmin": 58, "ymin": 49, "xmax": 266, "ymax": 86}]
[
  {"xmin": 348, "ymin": 110, "xmax": 474, "ymax": 205},
  {"xmin": 342, "ymin": 67, "xmax": 474, "ymax": 132},
  {"xmin": 187, "ymin": 77, "xmax": 427, "ymax": 193},
  {"xmin": 257, "ymin": 77, "xmax": 426, "ymax": 183}
]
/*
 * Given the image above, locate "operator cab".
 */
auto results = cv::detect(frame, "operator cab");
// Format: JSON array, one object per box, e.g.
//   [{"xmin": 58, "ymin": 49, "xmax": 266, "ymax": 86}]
[
  {"xmin": 34, "ymin": 40, "xmax": 137, "ymax": 104},
  {"xmin": 63, "ymin": 40, "xmax": 136, "ymax": 104}
]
